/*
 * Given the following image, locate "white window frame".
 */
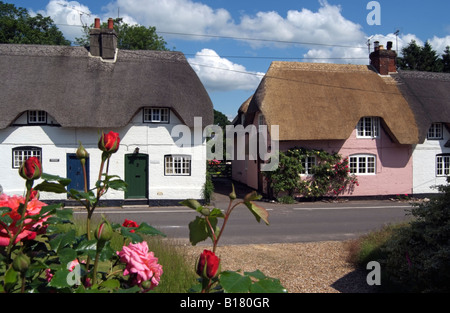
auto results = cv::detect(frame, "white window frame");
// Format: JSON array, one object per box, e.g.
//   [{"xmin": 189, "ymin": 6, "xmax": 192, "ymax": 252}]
[
  {"xmin": 436, "ymin": 154, "xmax": 450, "ymax": 176},
  {"xmin": 300, "ymin": 156, "xmax": 317, "ymax": 175},
  {"xmin": 143, "ymin": 108, "xmax": 169, "ymax": 123},
  {"xmin": 428, "ymin": 123, "xmax": 443, "ymax": 140},
  {"xmin": 28, "ymin": 110, "xmax": 47, "ymax": 124},
  {"xmin": 164, "ymin": 155, "xmax": 191, "ymax": 176},
  {"xmin": 356, "ymin": 117, "xmax": 380, "ymax": 139},
  {"xmin": 12, "ymin": 146, "xmax": 42, "ymax": 168},
  {"xmin": 349, "ymin": 154, "xmax": 376, "ymax": 175}
]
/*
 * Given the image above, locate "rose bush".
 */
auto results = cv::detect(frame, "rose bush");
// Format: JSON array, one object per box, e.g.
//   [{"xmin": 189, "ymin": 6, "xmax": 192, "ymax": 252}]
[
  {"xmin": 0, "ymin": 132, "xmax": 165, "ymax": 293},
  {"xmin": 182, "ymin": 186, "xmax": 287, "ymax": 293}
]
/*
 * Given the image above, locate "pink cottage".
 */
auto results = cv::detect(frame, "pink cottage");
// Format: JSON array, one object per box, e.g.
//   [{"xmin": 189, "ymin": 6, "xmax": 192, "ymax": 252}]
[{"xmin": 232, "ymin": 47, "xmax": 419, "ymax": 198}]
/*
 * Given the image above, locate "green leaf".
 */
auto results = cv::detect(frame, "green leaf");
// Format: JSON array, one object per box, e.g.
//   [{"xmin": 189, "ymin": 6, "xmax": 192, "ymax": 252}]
[
  {"xmin": 121, "ymin": 226, "xmax": 143, "ymax": 243},
  {"xmin": 219, "ymin": 271, "xmax": 252, "ymax": 293},
  {"xmin": 180, "ymin": 199, "xmax": 204, "ymax": 212},
  {"xmin": 49, "ymin": 229, "xmax": 76, "ymax": 252},
  {"xmin": 34, "ymin": 181, "xmax": 67, "ymax": 194},
  {"xmin": 4, "ymin": 266, "xmax": 18, "ymax": 292},
  {"xmin": 188, "ymin": 216, "xmax": 209, "ymax": 246},
  {"xmin": 244, "ymin": 269, "xmax": 267, "ymax": 280},
  {"xmin": 244, "ymin": 191, "xmax": 262, "ymax": 202},
  {"xmin": 244, "ymin": 201, "xmax": 269, "ymax": 225},
  {"xmin": 100, "ymin": 279, "xmax": 120, "ymax": 290},
  {"xmin": 107, "ymin": 179, "xmax": 128, "ymax": 191},
  {"xmin": 58, "ymin": 247, "xmax": 77, "ymax": 265},
  {"xmin": 250, "ymin": 278, "xmax": 287, "ymax": 293},
  {"xmin": 209, "ymin": 208, "xmax": 225, "ymax": 218},
  {"xmin": 41, "ymin": 173, "xmax": 71, "ymax": 186},
  {"xmin": 135, "ymin": 222, "xmax": 166, "ymax": 237},
  {"xmin": 48, "ymin": 269, "xmax": 71, "ymax": 288}
]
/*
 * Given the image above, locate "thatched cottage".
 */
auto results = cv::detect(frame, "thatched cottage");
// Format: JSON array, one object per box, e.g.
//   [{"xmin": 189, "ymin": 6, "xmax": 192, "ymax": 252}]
[
  {"xmin": 0, "ymin": 19, "xmax": 213, "ymax": 205},
  {"xmin": 232, "ymin": 42, "xmax": 422, "ymax": 198},
  {"xmin": 393, "ymin": 70, "xmax": 450, "ymax": 194}
]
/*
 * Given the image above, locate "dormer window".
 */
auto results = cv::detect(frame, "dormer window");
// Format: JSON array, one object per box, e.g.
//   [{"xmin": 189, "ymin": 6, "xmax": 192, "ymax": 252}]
[
  {"xmin": 356, "ymin": 117, "xmax": 380, "ymax": 139},
  {"xmin": 427, "ymin": 123, "xmax": 443, "ymax": 140},
  {"xmin": 28, "ymin": 110, "xmax": 47, "ymax": 124},
  {"xmin": 143, "ymin": 108, "xmax": 169, "ymax": 123}
]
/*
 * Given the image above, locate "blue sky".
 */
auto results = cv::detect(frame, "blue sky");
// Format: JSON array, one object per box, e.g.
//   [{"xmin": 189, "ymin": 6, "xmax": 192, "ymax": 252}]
[{"xmin": 9, "ymin": 0, "xmax": 450, "ymax": 120}]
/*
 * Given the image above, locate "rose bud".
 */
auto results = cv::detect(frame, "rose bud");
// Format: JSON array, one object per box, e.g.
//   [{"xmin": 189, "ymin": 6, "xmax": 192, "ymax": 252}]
[
  {"xmin": 13, "ymin": 253, "xmax": 30, "ymax": 274},
  {"xmin": 19, "ymin": 157, "xmax": 42, "ymax": 181},
  {"xmin": 95, "ymin": 220, "xmax": 113, "ymax": 246},
  {"xmin": 76, "ymin": 141, "xmax": 89, "ymax": 161},
  {"xmin": 98, "ymin": 131, "xmax": 120, "ymax": 154},
  {"xmin": 196, "ymin": 250, "xmax": 220, "ymax": 279}
]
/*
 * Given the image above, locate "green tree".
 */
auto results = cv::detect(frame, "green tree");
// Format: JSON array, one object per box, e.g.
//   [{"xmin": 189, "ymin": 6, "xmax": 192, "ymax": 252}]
[
  {"xmin": 442, "ymin": 46, "xmax": 450, "ymax": 73},
  {"xmin": 0, "ymin": 1, "xmax": 70, "ymax": 45},
  {"xmin": 213, "ymin": 109, "xmax": 231, "ymax": 128},
  {"xmin": 398, "ymin": 40, "xmax": 443, "ymax": 72},
  {"xmin": 75, "ymin": 18, "xmax": 169, "ymax": 51}
]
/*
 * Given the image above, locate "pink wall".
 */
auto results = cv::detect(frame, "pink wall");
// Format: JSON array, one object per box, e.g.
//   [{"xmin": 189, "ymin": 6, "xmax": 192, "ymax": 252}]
[{"xmin": 279, "ymin": 127, "xmax": 413, "ymax": 197}]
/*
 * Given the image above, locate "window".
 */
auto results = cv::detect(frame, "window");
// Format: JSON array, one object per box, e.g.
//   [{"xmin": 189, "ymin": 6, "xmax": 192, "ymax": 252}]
[
  {"xmin": 12, "ymin": 146, "xmax": 42, "ymax": 168},
  {"xmin": 28, "ymin": 110, "xmax": 47, "ymax": 124},
  {"xmin": 300, "ymin": 156, "xmax": 317, "ymax": 175},
  {"xmin": 428, "ymin": 123, "xmax": 443, "ymax": 140},
  {"xmin": 356, "ymin": 117, "xmax": 380, "ymax": 138},
  {"xmin": 165, "ymin": 155, "xmax": 191, "ymax": 176},
  {"xmin": 436, "ymin": 154, "xmax": 450, "ymax": 176},
  {"xmin": 143, "ymin": 108, "xmax": 169, "ymax": 123},
  {"xmin": 350, "ymin": 155, "xmax": 376, "ymax": 175}
]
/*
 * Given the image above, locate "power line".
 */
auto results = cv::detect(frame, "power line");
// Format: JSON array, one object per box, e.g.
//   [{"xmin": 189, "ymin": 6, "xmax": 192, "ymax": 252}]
[{"xmin": 52, "ymin": 22, "xmax": 368, "ymax": 50}]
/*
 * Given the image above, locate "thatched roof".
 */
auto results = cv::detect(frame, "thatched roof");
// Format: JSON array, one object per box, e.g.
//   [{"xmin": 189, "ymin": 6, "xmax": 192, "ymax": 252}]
[
  {"xmin": 392, "ymin": 70, "xmax": 450, "ymax": 143},
  {"xmin": 243, "ymin": 62, "xmax": 419, "ymax": 144},
  {"xmin": 0, "ymin": 44, "xmax": 213, "ymax": 129}
]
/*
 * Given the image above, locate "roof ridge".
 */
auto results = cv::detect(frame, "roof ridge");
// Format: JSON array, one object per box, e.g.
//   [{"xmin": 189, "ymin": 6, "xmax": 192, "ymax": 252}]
[{"xmin": 269, "ymin": 61, "xmax": 372, "ymax": 73}]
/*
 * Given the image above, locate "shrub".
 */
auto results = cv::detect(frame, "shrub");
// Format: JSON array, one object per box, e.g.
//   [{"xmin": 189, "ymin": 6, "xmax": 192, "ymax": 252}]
[{"xmin": 382, "ymin": 184, "xmax": 450, "ymax": 292}]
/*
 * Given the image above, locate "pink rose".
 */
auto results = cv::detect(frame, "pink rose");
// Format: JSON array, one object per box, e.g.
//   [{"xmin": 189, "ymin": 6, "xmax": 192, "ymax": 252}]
[
  {"xmin": 117, "ymin": 241, "xmax": 163, "ymax": 289},
  {"xmin": 0, "ymin": 194, "xmax": 50, "ymax": 246}
]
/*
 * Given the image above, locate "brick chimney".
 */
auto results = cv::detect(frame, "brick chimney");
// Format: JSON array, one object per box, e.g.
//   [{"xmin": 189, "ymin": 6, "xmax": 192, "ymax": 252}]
[
  {"xmin": 370, "ymin": 41, "xmax": 397, "ymax": 75},
  {"xmin": 89, "ymin": 18, "xmax": 117, "ymax": 60}
]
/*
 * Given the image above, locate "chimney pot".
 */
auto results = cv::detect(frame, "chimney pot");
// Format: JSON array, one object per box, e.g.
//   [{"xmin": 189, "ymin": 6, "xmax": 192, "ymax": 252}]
[
  {"xmin": 387, "ymin": 41, "xmax": 393, "ymax": 50},
  {"xmin": 108, "ymin": 18, "xmax": 114, "ymax": 30},
  {"xmin": 94, "ymin": 18, "xmax": 100, "ymax": 29},
  {"xmin": 374, "ymin": 41, "xmax": 380, "ymax": 51}
]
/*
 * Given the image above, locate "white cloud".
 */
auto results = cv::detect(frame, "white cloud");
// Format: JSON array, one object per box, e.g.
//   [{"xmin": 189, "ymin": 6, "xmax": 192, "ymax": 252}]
[
  {"xmin": 187, "ymin": 49, "xmax": 264, "ymax": 92},
  {"xmin": 429, "ymin": 36, "xmax": 450, "ymax": 55},
  {"xmin": 35, "ymin": 0, "xmax": 96, "ymax": 42}
]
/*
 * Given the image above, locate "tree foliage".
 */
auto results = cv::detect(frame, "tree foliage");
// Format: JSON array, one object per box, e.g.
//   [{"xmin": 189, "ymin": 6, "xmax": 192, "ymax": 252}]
[
  {"xmin": 0, "ymin": 1, "xmax": 70, "ymax": 45},
  {"xmin": 75, "ymin": 18, "xmax": 169, "ymax": 51},
  {"xmin": 398, "ymin": 39, "xmax": 449, "ymax": 73}
]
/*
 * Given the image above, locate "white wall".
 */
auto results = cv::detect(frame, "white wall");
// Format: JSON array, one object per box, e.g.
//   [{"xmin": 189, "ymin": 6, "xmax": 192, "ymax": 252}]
[
  {"xmin": 413, "ymin": 125, "xmax": 450, "ymax": 194},
  {"xmin": 0, "ymin": 109, "xmax": 207, "ymax": 202}
]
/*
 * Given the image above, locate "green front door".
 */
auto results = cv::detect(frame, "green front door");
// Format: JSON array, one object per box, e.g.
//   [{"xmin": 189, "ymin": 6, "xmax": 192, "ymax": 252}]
[{"xmin": 125, "ymin": 154, "xmax": 148, "ymax": 199}]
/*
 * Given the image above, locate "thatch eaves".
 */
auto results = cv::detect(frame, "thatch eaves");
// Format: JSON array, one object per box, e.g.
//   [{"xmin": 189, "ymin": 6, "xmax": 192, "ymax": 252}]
[
  {"xmin": 0, "ymin": 44, "xmax": 213, "ymax": 129},
  {"xmin": 244, "ymin": 61, "xmax": 419, "ymax": 144},
  {"xmin": 392, "ymin": 70, "xmax": 450, "ymax": 143}
]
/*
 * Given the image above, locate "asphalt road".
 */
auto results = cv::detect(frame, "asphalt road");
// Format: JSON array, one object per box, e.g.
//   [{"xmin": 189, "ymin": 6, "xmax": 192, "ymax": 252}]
[{"xmin": 72, "ymin": 198, "xmax": 414, "ymax": 245}]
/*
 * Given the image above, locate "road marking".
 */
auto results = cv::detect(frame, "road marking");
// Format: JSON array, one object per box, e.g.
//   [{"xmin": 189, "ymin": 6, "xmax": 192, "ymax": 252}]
[{"xmin": 293, "ymin": 205, "xmax": 412, "ymax": 211}]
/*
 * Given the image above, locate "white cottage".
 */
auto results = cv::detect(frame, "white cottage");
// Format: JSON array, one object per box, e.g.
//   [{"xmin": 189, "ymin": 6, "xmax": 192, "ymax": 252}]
[
  {"xmin": 0, "ymin": 22, "xmax": 213, "ymax": 205},
  {"xmin": 393, "ymin": 70, "xmax": 450, "ymax": 194}
]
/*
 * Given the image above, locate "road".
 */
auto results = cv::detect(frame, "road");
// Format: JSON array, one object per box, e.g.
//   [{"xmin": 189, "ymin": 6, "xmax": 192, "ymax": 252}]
[{"xmin": 72, "ymin": 199, "xmax": 414, "ymax": 245}]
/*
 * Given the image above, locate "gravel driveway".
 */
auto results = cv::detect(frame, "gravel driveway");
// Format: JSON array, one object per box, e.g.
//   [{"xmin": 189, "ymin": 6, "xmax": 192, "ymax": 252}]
[{"xmin": 187, "ymin": 240, "xmax": 376, "ymax": 293}]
